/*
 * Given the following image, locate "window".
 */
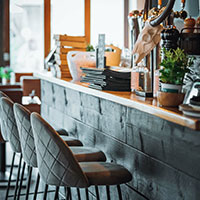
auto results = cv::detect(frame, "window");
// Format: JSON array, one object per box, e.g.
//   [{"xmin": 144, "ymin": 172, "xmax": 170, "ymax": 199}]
[
  {"xmin": 90, "ymin": 0, "xmax": 124, "ymax": 48},
  {"xmin": 51, "ymin": 0, "xmax": 85, "ymax": 48},
  {"xmin": 10, "ymin": 0, "xmax": 44, "ymax": 72}
]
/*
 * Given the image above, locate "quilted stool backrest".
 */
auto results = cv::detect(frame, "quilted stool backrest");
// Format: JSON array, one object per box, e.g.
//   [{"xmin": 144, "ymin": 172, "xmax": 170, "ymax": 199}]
[
  {"xmin": 31, "ymin": 112, "xmax": 89, "ymax": 188},
  {"xmin": 0, "ymin": 92, "xmax": 10, "ymax": 142},
  {"xmin": 0, "ymin": 97, "xmax": 21, "ymax": 153},
  {"xmin": 14, "ymin": 103, "xmax": 37, "ymax": 167}
]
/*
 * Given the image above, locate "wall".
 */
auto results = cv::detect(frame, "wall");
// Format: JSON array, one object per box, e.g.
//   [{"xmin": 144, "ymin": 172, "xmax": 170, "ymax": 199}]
[
  {"xmin": 0, "ymin": 0, "xmax": 3, "ymax": 66},
  {"xmin": 41, "ymin": 80, "xmax": 200, "ymax": 200}
]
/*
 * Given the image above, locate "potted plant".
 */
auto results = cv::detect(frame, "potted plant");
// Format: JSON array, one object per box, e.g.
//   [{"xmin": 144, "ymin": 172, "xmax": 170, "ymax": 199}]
[
  {"xmin": 157, "ymin": 48, "xmax": 194, "ymax": 106},
  {"xmin": 0, "ymin": 67, "xmax": 13, "ymax": 85}
]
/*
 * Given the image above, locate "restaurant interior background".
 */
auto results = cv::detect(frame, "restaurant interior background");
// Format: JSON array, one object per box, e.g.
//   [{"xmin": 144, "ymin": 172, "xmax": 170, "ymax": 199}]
[
  {"xmin": 0, "ymin": 1, "xmax": 200, "ymax": 199},
  {"xmin": 0, "ymin": 0, "xmax": 199, "ymax": 74}
]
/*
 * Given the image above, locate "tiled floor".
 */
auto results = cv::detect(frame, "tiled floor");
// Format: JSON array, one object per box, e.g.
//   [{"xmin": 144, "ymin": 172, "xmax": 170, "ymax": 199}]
[
  {"xmin": 0, "ymin": 144, "xmax": 66, "ymax": 200},
  {"xmin": 0, "ymin": 167, "xmax": 63, "ymax": 200}
]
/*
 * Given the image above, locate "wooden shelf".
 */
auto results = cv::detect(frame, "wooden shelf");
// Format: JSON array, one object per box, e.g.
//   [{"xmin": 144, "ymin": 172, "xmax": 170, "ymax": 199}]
[{"xmin": 34, "ymin": 72, "xmax": 200, "ymax": 130}]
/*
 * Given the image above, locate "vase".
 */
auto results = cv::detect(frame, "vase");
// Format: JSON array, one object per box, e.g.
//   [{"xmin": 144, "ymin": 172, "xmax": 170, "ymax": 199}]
[
  {"xmin": 2, "ymin": 77, "xmax": 7, "ymax": 85},
  {"xmin": 67, "ymin": 51, "xmax": 96, "ymax": 81}
]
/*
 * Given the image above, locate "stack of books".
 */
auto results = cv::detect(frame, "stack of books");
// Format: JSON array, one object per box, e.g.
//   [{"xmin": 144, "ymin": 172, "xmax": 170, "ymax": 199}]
[
  {"xmin": 52, "ymin": 35, "xmax": 87, "ymax": 78},
  {"xmin": 81, "ymin": 67, "xmax": 131, "ymax": 91}
]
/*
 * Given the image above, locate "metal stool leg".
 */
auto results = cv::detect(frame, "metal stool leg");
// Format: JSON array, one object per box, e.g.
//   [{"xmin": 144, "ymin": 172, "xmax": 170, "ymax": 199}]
[
  {"xmin": 25, "ymin": 166, "xmax": 32, "ymax": 200},
  {"xmin": 54, "ymin": 186, "xmax": 59, "ymax": 200},
  {"xmin": 95, "ymin": 186, "xmax": 100, "ymax": 200},
  {"xmin": 77, "ymin": 188, "xmax": 81, "ymax": 200},
  {"xmin": 43, "ymin": 184, "xmax": 48, "ymax": 200},
  {"xmin": 117, "ymin": 185, "xmax": 122, "ymax": 200},
  {"xmin": 5, "ymin": 152, "xmax": 16, "ymax": 200},
  {"xmin": 17, "ymin": 161, "xmax": 26, "ymax": 200},
  {"xmin": 13, "ymin": 153, "xmax": 23, "ymax": 200},
  {"xmin": 106, "ymin": 186, "xmax": 111, "ymax": 200},
  {"xmin": 85, "ymin": 188, "xmax": 89, "ymax": 200},
  {"xmin": 66, "ymin": 187, "xmax": 72, "ymax": 200},
  {"xmin": 33, "ymin": 173, "xmax": 40, "ymax": 200}
]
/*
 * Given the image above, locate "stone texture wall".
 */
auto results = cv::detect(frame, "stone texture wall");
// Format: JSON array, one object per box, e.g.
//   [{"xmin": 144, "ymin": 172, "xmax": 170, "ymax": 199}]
[{"xmin": 41, "ymin": 80, "xmax": 200, "ymax": 200}]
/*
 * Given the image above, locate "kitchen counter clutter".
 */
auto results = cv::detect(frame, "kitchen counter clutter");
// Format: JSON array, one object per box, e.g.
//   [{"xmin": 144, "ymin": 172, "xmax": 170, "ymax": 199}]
[
  {"xmin": 36, "ymin": 71, "xmax": 200, "ymax": 200},
  {"xmin": 35, "ymin": 72, "xmax": 200, "ymax": 130}
]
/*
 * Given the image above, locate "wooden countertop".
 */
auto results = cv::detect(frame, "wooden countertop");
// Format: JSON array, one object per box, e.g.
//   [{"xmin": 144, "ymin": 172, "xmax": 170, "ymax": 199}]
[{"xmin": 34, "ymin": 72, "xmax": 200, "ymax": 130}]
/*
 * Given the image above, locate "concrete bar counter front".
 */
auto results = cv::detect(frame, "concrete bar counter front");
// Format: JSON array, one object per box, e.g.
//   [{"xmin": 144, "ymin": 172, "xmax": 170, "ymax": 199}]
[{"xmin": 35, "ymin": 72, "xmax": 200, "ymax": 200}]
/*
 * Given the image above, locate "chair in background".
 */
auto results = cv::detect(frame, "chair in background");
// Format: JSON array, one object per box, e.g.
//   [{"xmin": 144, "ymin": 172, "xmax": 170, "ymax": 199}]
[
  {"xmin": 20, "ymin": 76, "xmax": 41, "ymax": 113},
  {"xmin": 105, "ymin": 45, "xmax": 122, "ymax": 66}
]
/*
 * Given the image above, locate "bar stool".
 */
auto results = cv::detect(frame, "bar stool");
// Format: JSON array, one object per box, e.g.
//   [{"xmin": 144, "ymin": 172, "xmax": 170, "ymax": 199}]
[
  {"xmin": 31, "ymin": 112, "xmax": 132, "ymax": 200},
  {"xmin": 0, "ymin": 94, "xmax": 81, "ymax": 200},
  {"xmin": 0, "ymin": 97, "xmax": 23, "ymax": 200},
  {"xmin": 0, "ymin": 96, "xmax": 82, "ymax": 200},
  {"xmin": 0, "ymin": 91, "xmax": 81, "ymax": 199},
  {"xmin": 0, "ymin": 92, "xmax": 16, "ymax": 200},
  {"xmin": 14, "ymin": 103, "xmax": 106, "ymax": 199}
]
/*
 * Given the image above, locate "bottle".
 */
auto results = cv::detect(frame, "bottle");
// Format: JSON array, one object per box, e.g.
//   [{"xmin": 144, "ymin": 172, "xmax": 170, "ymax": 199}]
[
  {"xmin": 10, "ymin": 72, "xmax": 15, "ymax": 85},
  {"xmin": 131, "ymin": 65, "xmax": 139, "ymax": 92},
  {"xmin": 154, "ymin": 69, "xmax": 160, "ymax": 97}
]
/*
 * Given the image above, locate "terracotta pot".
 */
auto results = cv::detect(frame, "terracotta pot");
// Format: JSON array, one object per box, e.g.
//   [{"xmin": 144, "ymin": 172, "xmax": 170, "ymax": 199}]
[{"xmin": 157, "ymin": 91, "xmax": 185, "ymax": 107}]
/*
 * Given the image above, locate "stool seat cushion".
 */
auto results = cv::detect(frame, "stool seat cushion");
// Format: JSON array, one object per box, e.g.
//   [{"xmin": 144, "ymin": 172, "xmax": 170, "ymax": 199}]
[
  {"xmin": 80, "ymin": 162, "xmax": 132, "ymax": 186},
  {"xmin": 70, "ymin": 147, "xmax": 106, "ymax": 162},
  {"xmin": 56, "ymin": 129, "xmax": 69, "ymax": 136},
  {"xmin": 60, "ymin": 135, "xmax": 83, "ymax": 146}
]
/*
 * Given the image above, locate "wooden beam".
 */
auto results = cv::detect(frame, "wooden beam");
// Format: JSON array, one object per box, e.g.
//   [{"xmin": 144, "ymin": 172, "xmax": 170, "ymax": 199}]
[
  {"xmin": 124, "ymin": 0, "xmax": 129, "ymax": 48},
  {"xmin": 44, "ymin": 0, "xmax": 51, "ymax": 58},
  {"xmin": 3, "ymin": 0, "xmax": 9, "ymax": 66},
  {"xmin": 85, "ymin": 0, "xmax": 90, "ymax": 44},
  {"xmin": 0, "ymin": 0, "xmax": 4, "ymax": 66}
]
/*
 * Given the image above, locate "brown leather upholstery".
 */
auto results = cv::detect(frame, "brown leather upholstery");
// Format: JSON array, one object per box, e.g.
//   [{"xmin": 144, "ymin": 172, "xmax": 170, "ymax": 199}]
[
  {"xmin": 70, "ymin": 147, "xmax": 106, "ymax": 162},
  {"xmin": 80, "ymin": 162, "xmax": 132, "ymax": 186},
  {"xmin": 59, "ymin": 135, "xmax": 83, "ymax": 146},
  {"xmin": 15, "ymin": 73, "xmax": 33, "ymax": 83},
  {"xmin": 0, "ymin": 131, "xmax": 5, "ymax": 143}
]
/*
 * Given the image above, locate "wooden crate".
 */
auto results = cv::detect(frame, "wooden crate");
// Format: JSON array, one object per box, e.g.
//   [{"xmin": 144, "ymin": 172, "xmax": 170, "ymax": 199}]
[
  {"xmin": 56, "ymin": 47, "xmax": 86, "ymax": 54},
  {"xmin": 53, "ymin": 34, "xmax": 87, "ymax": 79},
  {"xmin": 53, "ymin": 34, "xmax": 86, "ymax": 42}
]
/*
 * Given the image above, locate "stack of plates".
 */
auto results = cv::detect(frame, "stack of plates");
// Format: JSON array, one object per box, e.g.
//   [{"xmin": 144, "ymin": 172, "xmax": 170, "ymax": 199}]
[
  {"xmin": 179, "ymin": 104, "xmax": 200, "ymax": 117},
  {"xmin": 179, "ymin": 95, "xmax": 200, "ymax": 117},
  {"xmin": 80, "ymin": 66, "xmax": 131, "ymax": 91}
]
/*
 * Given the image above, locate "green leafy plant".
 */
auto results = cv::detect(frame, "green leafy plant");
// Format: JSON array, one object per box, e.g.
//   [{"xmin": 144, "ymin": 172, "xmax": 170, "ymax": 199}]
[
  {"xmin": 159, "ymin": 48, "xmax": 194, "ymax": 85},
  {"xmin": 0, "ymin": 67, "xmax": 13, "ymax": 79},
  {"xmin": 86, "ymin": 44, "xmax": 95, "ymax": 52}
]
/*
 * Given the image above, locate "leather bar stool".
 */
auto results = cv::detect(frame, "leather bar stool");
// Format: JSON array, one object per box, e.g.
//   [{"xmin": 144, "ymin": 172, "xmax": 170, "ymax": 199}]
[
  {"xmin": 14, "ymin": 103, "xmax": 106, "ymax": 200},
  {"xmin": 31, "ymin": 112, "xmax": 132, "ymax": 200}
]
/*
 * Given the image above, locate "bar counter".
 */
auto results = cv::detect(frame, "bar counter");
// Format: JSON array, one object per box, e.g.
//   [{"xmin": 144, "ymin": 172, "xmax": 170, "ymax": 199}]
[{"xmin": 35, "ymin": 72, "xmax": 200, "ymax": 200}]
